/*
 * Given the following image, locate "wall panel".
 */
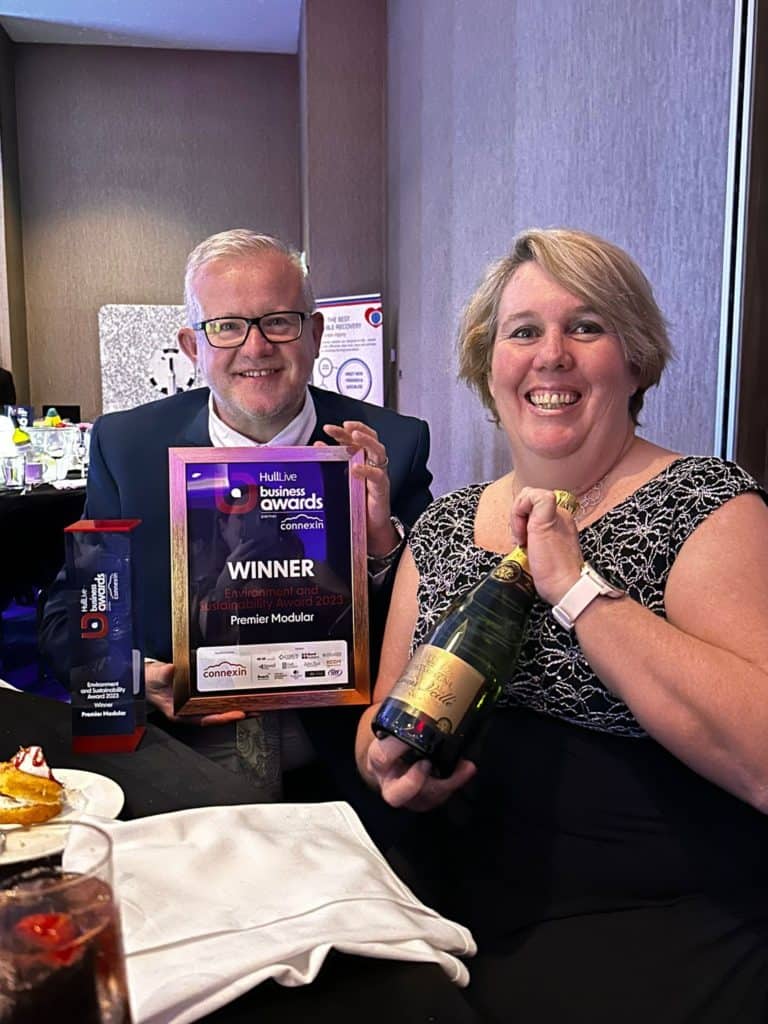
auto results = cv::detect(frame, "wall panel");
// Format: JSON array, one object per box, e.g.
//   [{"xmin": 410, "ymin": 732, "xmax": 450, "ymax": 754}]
[
  {"xmin": 388, "ymin": 0, "xmax": 734, "ymax": 497},
  {"xmin": 0, "ymin": 26, "xmax": 28, "ymax": 395},
  {"xmin": 301, "ymin": 0, "xmax": 386, "ymax": 302},
  {"xmin": 15, "ymin": 45, "xmax": 300, "ymax": 421}
]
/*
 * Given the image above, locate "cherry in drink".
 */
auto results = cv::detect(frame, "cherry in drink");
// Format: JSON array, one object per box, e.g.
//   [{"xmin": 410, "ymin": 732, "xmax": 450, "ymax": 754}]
[{"xmin": 0, "ymin": 824, "xmax": 132, "ymax": 1024}]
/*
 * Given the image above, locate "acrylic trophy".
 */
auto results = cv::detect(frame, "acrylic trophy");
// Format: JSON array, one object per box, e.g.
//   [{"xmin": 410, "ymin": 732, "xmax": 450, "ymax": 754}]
[{"xmin": 65, "ymin": 519, "xmax": 146, "ymax": 752}]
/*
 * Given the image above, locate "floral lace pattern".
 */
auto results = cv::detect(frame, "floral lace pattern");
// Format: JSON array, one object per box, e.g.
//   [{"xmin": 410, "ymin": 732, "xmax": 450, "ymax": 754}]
[{"xmin": 409, "ymin": 457, "xmax": 765, "ymax": 738}]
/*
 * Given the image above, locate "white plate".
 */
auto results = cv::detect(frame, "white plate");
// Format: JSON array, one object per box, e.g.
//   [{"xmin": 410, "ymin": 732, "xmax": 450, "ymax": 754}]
[
  {"xmin": 55, "ymin": 768, "xmax": 125, "ymax": 822},
  {"xmin": 0, "ymin": 769, "xmax": 125, "ymax": 867}
]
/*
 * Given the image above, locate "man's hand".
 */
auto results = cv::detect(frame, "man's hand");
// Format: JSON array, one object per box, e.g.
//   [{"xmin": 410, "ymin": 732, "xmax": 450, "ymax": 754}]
[
  {"xmin": 365, "ymin": 735, "xmax": 476, "ymax": 811},
  {"xmin": 145, "ymin": 661, "xmax": 246, "ymax": 727},
  {"xmin": 317, "ymin": 421, "xmax": 399, "ymax": 556}
]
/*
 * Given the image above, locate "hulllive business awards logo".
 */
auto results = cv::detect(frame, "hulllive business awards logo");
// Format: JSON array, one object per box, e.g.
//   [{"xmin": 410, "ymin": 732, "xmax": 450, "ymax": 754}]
[{"xmin": 214, "ymin": 467, "xmax": 325, "ymax": 515}]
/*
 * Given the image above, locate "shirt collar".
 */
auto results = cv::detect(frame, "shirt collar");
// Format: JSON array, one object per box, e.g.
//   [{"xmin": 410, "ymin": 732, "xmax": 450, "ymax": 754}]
[{"xmin": 207, "ymin": 389, "xmax": 317, "ymax": 448}]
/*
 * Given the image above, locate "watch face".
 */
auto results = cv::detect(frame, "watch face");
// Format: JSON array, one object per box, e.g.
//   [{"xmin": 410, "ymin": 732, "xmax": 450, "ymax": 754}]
[
  {"xmin": 147, "ymin": 345, "xmax": 197, "ymax": 396},
  {"xmin": 584, "ymin": 563, "xmax": 625, "ymax": 598}
]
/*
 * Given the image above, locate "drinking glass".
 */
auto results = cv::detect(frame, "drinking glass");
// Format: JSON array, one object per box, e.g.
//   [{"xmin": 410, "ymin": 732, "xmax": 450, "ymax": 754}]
[
  {"xmin": 75, "ymin": 424, "xmax": 91, "ymax": 479},
  {"xmin": 25, "ymin": 429, "xmax": 54, "ymax": 484},
  {"xmin": 22, "ymin": 458, "xmax": 44, "ymax": 489},
  {"xmin": 43, "ymin": 430, "xmax": 68, "ymax": 481},
  {"xmin": 0, "ymin": 455, "xmax": 24, "ymax": 490},
  {"xmin": 0, "ymin": 821, "xmax": 132, "ymax": 1024}
]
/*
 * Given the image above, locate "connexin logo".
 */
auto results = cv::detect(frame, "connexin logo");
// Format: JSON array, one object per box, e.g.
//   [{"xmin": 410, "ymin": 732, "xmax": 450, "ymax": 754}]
[{"xmin": 202, "ymin": 660, "xmax": 248, "ymax": 679}]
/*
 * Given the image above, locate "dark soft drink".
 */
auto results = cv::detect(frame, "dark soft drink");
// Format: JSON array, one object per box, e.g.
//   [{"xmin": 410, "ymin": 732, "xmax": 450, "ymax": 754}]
[{"xmin": 0, "ymin": 870, "xmax": 131, "ymax": 1024}]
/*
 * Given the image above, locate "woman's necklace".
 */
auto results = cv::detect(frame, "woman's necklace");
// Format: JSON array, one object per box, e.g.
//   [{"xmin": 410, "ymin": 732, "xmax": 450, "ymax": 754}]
[
  {"xmin": 574, "ymin": 473, "xmax": 609, "ymax": 523},
  {"xmin": 507, "ymin": 471, "xmax": 611, "ymax": 525},
  {"xmin": 508, "ymin": 435, "xmax": 635, "ymax": 525}
]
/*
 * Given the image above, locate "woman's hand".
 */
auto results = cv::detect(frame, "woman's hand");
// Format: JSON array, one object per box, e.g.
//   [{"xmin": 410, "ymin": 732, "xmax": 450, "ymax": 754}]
[
  {"xmin": 364, "ymin": 734, "xmax": 476, "ymax": 811},
  {"xmin": 510, "ymin": 486, "xmax": 584, "ymax": 605}
]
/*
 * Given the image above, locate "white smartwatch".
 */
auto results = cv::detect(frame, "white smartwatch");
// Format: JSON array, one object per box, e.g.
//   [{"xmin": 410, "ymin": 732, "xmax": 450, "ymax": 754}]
[{"xmin": 551, "ymin": 562, "xmax": 625, "ymax": 630}]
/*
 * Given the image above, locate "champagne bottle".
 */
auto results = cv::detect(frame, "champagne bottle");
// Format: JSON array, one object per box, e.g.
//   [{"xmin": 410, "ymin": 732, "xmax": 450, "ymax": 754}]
[{"xmin": 372, "ymin": 489, "xmax": 578, "ymax": 777}]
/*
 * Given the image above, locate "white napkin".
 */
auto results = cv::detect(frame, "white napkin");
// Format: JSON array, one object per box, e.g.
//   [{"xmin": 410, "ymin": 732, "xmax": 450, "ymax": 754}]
[
  {"xmin": 92, "ymin": 802, "xmax": 476, "ymax": 1024},
  {"xmin": 50, "ymin": 478, "xmax": 86, "ymax": 490}
]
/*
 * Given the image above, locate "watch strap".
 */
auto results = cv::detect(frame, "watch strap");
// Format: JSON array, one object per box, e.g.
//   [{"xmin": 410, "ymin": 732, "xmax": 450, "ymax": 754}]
[
  {"xmin": 367, "ymin": 515, "xmax": 406, "ymax": 571},
  {"xmin": 552, "ymin": 562, "xmax": 623, "ymax": 630}
]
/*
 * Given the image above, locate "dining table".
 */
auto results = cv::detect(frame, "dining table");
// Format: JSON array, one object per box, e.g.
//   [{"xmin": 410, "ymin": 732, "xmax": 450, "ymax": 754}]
[
  {"xmin": 0, "ymin": 481, "xmax": 87, "ymax": 602},
  {"xmin": 0, "ymin": 690, "xmax": 483, "ymax": 1024}
]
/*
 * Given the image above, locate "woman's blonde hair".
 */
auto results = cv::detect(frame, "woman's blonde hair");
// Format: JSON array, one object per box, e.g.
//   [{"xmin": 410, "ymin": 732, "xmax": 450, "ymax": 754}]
[{"xmin": 457, "ymin": 227, "xmax": 672, "ymax": 424}]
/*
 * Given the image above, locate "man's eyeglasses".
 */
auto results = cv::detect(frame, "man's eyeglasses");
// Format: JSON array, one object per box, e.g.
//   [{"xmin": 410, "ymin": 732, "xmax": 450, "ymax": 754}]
[{"xmin": 193, "ymin": 312, "xmax": 311, "ymax": 348}]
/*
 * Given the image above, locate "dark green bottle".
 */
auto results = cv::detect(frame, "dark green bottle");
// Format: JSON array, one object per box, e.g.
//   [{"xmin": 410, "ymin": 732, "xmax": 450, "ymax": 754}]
[{"xmin": 372, "ymin": 489, "xmax": 577, "ymax": 776}]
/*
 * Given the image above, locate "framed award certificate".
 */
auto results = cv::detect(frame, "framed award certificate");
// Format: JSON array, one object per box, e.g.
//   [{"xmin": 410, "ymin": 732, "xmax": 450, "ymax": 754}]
[{"xmin": 168, "ymin": 446, "xmax": 370, "ymax": 714}]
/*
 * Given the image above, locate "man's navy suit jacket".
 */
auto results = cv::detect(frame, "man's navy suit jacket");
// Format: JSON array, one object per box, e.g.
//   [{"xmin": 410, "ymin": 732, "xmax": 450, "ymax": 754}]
[{"xmin": 42, "ymin": 385, "xmax": 432, "ymax": 676}]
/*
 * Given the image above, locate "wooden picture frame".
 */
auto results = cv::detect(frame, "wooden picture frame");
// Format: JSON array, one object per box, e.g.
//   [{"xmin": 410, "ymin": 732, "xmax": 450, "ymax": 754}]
[{"xmin": 168, "ymin": 446, "xmax": 370, "ymax": 714}]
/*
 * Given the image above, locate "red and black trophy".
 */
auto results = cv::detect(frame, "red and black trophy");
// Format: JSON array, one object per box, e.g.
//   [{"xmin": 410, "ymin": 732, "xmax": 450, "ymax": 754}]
[{"xmin": 65, "ymin": 519, "xmax": 146, "ymax": 753}]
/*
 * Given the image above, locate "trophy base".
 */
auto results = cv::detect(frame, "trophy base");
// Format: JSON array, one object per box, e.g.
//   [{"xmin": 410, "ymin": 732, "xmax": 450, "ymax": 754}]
[{"xmin": 72, "ymin": 726, "xmax": 146, "ymax": 754}]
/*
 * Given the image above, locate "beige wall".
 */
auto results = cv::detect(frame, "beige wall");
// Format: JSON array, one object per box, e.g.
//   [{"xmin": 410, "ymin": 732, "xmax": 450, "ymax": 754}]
[
  {"xmin": 388, "ymin": 0, "xmax": 735, "ymax": 498},
  {"xmin": 14, "ymin": 45, "xmax": 301, "ymax": 421},
  {"xmin": 300, "ymin": 0, "xmax": 386, "ymax": 301},
  {"xmin": 0, "ymin": 26, "xmax": 28, "ymax": 397}
]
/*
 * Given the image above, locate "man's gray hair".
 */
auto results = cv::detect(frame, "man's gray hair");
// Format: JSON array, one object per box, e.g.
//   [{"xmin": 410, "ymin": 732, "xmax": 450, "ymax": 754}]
[{"xmin": 183, "ymin": 229, "xmax": 314, "ymax": 322}]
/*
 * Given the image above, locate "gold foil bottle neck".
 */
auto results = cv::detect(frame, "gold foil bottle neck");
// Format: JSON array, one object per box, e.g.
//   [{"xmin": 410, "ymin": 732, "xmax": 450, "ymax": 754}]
[
  {"xmin": 497, "ymin": 545, "xmax": 530, "ymax": 576},
  {"xmin": 496, "ymin": 490, "xmax": 577, "ymax": 579},
  {"xmin": 553, "ymin": 489, "xmax": 579, "ymax": 516}
]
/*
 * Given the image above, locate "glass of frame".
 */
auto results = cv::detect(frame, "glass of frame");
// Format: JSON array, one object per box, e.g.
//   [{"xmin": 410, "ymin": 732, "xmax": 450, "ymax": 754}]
[{"xmin": 168, "ymin": 446, "xmax": 370, "ymax": 715}]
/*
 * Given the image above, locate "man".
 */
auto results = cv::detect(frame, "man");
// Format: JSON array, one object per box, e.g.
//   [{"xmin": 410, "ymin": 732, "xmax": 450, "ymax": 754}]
[{"xmin": 41, "ymin": 230, "xmax": 432, "ymax": 812}]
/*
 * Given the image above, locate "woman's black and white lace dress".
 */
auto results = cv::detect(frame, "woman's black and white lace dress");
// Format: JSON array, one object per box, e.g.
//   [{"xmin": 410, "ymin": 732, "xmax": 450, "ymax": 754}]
[{"xmin": 398, "ymin": 457, "xmax": 768, "ymax": 1024}]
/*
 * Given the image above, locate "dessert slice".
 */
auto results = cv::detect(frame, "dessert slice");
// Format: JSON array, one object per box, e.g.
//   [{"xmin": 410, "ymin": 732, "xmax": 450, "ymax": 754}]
[{"xmin": 0, "ymin": 745, "xmax": 64, "ymax": 825}]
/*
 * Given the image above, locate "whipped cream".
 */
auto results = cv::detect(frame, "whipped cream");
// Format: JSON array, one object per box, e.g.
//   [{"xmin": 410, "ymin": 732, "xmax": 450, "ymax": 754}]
[
  {"xmin": 10, "ymin": 745, "xmax": 58, "ymax": 782},
  {"xmin": 0, "ymin": 793, "xmax": 34, "ymax": 809}
]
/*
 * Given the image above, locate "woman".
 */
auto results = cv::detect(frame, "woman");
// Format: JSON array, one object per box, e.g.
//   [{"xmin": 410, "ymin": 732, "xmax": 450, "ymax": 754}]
[{"xmin": 356, "ymin": 228, "xmax": 768, "ymax": 1022}]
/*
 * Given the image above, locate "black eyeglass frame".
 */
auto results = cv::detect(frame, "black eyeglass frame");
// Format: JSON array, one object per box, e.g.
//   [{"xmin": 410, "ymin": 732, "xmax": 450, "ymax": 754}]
[{"xmin": 192, "ymin": 311, "xmax": 312, "ymax": 347}]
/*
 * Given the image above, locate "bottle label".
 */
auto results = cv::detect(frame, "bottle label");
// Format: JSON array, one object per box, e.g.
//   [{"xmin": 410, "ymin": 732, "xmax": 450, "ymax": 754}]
[{"xmin": 386, "ymin": 644, "xmax": 484, "ymax": 734}]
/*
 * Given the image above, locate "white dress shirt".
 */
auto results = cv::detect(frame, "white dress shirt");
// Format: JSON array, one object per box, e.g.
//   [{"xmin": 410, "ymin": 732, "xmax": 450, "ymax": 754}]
[
  {"xmin": 207, "ymin": 389, "xmax": 318, "ymax": 449},
  {"xmin": 206, "ymin": 388, "xmax": 319, "ymax": 775}
]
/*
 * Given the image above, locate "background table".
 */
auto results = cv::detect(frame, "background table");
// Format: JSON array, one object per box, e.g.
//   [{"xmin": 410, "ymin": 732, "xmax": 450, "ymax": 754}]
[
  {"xmin": 0, "ymin": 691, "xmax": 482, "ymax": 1024},
  {"xmin": 0, "ymin": 483, "xmax": 86, "ymax": 601}
]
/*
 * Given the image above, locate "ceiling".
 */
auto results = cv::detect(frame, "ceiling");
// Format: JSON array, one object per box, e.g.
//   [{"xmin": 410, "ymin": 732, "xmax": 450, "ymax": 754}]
[{"xmin": 0, "ymin": 0, "xmax": 303, "ymax": 53}]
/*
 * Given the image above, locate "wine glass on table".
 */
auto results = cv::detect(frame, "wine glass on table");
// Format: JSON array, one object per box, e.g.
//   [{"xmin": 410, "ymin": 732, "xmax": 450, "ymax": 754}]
[
  {"xmin": 43, "ymin": 429, "xmax": 68, "ymax": 482},
  {"xmin": 75, "ymin": 424, "xmax": 91, "ymax": 480},
  {"xmin": 0, "ymin": 820, "xmax": 133, "ymax": 1023}
]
